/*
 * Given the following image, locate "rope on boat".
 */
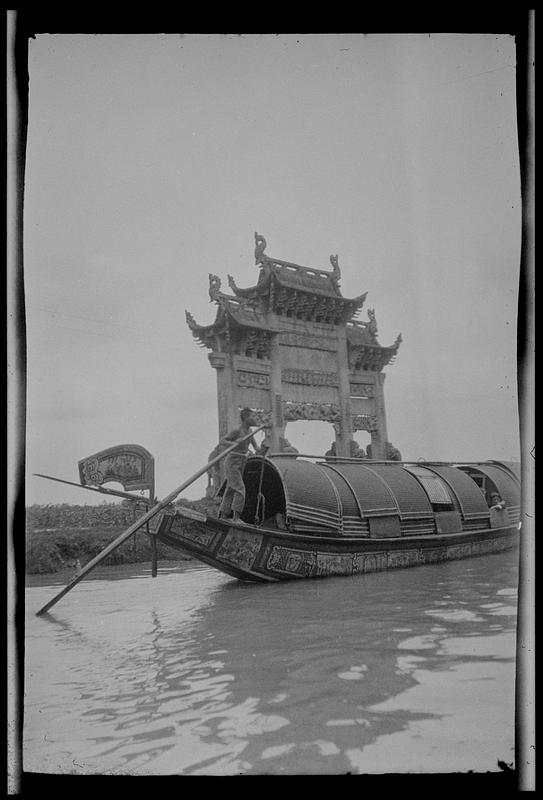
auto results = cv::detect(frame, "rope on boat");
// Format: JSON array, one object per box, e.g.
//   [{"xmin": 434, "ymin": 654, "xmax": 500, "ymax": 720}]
[{"xmin": 254, "ymin": 451, "xmax": 268, "ymax": 526}]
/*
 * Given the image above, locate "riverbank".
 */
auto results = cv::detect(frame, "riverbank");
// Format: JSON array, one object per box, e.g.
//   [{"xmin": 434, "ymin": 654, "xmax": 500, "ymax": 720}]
[
  {"xmin": 25, "ymin": 497, "xmax": 220, "ymax": 575},
  {"xmin": 25, "ymin": 526, "xmax": 191, "ymax": 574}
]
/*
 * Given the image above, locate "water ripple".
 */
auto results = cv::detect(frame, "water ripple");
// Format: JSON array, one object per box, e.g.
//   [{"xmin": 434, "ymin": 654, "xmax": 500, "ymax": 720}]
[{"xmin": 24, "ymin": 549, "xmax": 518, "ymax": 775}]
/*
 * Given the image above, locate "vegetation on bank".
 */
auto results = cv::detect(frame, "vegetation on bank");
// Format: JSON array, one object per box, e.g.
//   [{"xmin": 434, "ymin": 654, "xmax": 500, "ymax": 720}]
[
  {"xmin": 26, "ymin": 500, "xmax": 150, "ymax": 531},
  {"xmin": 25, "ymin": 497, "xmax": 217, "ymax": 574}
]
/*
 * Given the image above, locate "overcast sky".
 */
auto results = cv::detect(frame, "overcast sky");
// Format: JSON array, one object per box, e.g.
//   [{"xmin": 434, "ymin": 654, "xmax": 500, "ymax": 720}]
[{"xmin": 23, "ymin": 32, "xmax": 521, "ymax": 506}]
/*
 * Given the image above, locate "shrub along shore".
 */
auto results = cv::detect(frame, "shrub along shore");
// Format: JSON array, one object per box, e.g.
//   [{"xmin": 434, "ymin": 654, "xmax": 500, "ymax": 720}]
[{"xmin": 25, "ymin": 498, "xmax": 215, "ymax": 574}]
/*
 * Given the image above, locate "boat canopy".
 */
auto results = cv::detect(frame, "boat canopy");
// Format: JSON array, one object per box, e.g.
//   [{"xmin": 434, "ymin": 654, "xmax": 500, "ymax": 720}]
[
  {"xmin": 455, "ymin": 462, "xmax": 521, "ymax": 524},
  {"xmin": 418, "ymin": 464, "xmax": 490, "ymax": 523},
  {"xmin": 496, "ymin": 461, "xmax": 521, "ymax": 483},
  {"xmin": 241, "ymin": 456, "xmax": 521, "ymax": 537},
  {"xmin": 402, "ymin": 464, "xmax": 454, "ymax": 504}
]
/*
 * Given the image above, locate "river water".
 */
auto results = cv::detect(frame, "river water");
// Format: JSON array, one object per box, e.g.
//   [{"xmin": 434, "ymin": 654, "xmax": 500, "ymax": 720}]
[{"xmin": 23, "ymin": 549, "xmax": 519, "ymax": 776}]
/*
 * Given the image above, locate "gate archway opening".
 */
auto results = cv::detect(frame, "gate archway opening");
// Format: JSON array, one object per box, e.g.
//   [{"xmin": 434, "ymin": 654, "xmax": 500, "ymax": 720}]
[
  {"xmin": 352, "ymin": 431, "xmax": 372, "ymax": 458},
  {"xmin": 283, "ymin": 420, "xmax": 335, "ymax": 457}
]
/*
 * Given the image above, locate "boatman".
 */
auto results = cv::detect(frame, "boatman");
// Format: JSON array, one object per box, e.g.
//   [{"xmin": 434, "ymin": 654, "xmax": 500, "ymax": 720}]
[{"xmin": 218, "ymin": 408, "xmax": 262, "ymax": 523}]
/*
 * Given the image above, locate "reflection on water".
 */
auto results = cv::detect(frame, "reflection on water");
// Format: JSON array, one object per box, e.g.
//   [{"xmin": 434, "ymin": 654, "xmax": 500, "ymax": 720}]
[{"xmin": 24, "ymin": 552, "xmax": 518, "ymax": 775}]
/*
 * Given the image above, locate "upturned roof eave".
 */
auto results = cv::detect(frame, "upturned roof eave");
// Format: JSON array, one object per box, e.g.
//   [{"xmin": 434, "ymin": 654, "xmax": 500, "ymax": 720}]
[
  {"xmin": 229, "ymin": 271, "xmax": 368, "ymax": 307},
  {"xmin": 186, "ymin": 297, "xmax": 276, "ymax": 336}
]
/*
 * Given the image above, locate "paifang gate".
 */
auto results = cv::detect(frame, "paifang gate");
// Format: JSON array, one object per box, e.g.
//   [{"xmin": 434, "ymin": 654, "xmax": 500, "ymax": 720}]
[{"xmin": 185, "ymin": 233, "xmax": 402, "ymax": 470}]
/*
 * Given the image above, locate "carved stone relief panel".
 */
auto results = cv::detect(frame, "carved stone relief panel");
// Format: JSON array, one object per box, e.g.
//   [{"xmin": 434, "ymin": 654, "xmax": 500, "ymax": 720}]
[
  {"xmin": 349, "ymin": 382, "xmax": 375, "ymax": 398},
  {"xmin": 283, "ymin": 384, "xmax": 338, "ymax": 407},
  {"xmin": 279, "ymin": 331, "xmax": 337, "ymax": 352},
  {"xmin": 282, "ymin": 368, "xmax": 339, "ymax": 387},
  {"xmin": 352, "ymin": 414, "xmax": 379, "ymax": 432},
  {"xmin": 349, "ymin": 396, "xmax": 374, "ymax": 416},
  {"xmin": 236, "ymin": 370, "xmax": 271, "ymax": 388},
  {"xmin": 282, "ymin": 401, "xmax": 342, "ymax": 423}
]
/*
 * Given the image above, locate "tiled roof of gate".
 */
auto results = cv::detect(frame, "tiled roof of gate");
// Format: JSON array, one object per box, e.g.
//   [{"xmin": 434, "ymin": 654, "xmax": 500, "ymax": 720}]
[{"xmin": 230, "ymin": 259, "xmax": 366, "ymax": 305}]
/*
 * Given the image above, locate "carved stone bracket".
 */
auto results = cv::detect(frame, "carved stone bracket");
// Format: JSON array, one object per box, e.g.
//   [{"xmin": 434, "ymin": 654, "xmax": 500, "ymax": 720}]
[
  {"xmin": 208, "ymin": 352, "xmax": 227, "ymax": 369},
  {"xmin": 242, "ymin": 329, "xmax": 272, "ymax": 359},
  {"xmin": 348, "ymin": 347, "xmax": 387, "ymax": 372}
]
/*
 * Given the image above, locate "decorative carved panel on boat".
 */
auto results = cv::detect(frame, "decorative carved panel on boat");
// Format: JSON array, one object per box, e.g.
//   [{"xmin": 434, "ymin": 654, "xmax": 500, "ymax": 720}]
[
  {"xmin": 446, "ymin": 543, "xmax": 474, "ymax": 560},
  {"xmin": 471, "ymin": 537, "xmax": 509, "ymax": 555},
  {"xmin": 181, "ymin": 524, "xmax": 219, "ymax": 549},
  {"xmin": 217, "ymin": 529, "xmax": 263, "ymax": 570},
  {"xmin": 316, "ymin": 553, "xmax": 353, "ymax": 576},
  {"xmin": 353, "ymin": 551, "xmax": 388, "ymax": 573},
  {"xmin": 266, "ymin": 546, "xmax": 317, "ymax": 577},
  {"xmin": 78, "ymin": 444, "xmax": 154, "ymax": 492},
  {"xmin": 419, "ymin": 548, "xmax": 448, "ymax": 564},
  {"xmin": 387, "ymin": 550, "xmax": 420, "ymax": 568}
]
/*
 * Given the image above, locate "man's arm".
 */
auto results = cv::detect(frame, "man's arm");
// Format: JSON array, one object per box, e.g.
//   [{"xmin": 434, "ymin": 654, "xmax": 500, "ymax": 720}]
[{"xmin": 220, "ymin": 427, "xmax": 240, "ymax": 446}]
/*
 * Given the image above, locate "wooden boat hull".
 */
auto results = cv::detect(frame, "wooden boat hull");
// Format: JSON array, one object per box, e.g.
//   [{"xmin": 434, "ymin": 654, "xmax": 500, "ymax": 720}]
[{"xmin": 155, "ymin": 510, "xmax": 519, "ymax": 583}]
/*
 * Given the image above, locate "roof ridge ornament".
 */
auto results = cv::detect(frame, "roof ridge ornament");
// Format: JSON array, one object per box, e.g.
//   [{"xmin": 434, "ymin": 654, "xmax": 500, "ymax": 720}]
[
  {"xmin": 254, "ymin": 232, "xmax": 268, "ymax": 265},
  {"xmin": 330, "ymin": 254, "xmax": 341, "ymax": 288},
  {"xmin": 185, "ymin": 309, "xmax": 198, "ymax": 330},
  {"xmin": 367, "ymin": 308, "xmax": 378, "ymax": 342},
  {"xmin": 208, "ymin": 273, "xmax": 222, "ymax": 302}
]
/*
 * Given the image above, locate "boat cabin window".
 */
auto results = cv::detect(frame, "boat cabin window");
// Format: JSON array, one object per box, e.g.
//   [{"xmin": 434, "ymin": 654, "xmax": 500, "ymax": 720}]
[
  {"xmin": 403, "ymin": 465, "xmax": 454, "ymax": 512},
  {"xmin": 456, "ymin": 466, "xmax": 502, "ymax": 508}
]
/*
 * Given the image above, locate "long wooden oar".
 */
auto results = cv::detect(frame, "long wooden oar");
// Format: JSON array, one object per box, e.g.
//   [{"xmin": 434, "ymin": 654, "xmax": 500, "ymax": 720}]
[
  {"xmin": 33, "ymin": 473, "xmax": 153, "ymax": 505},
  {"xmin": 35, "ymin": 425, "xmax": 265, "ymax": 616}
]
